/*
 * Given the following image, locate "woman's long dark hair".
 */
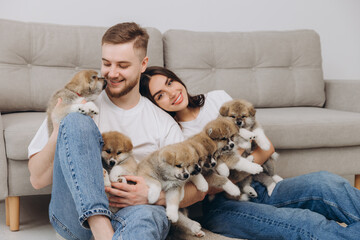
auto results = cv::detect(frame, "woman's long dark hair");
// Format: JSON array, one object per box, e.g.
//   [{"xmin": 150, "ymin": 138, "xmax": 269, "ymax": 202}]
[{"xmin": 140, "ymin": 66, "xmax": 205, "ymax": 118}]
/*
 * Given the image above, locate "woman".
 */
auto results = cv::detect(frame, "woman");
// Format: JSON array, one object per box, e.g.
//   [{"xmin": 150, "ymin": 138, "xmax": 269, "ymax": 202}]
[{"xmin": 140, "ymin": 66, "xmax": 360, "ymax": 240}]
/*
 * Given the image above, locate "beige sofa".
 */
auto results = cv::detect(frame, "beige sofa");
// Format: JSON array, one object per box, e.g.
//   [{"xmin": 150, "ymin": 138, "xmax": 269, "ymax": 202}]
[{"xmin": 1, "ymin": 18, "xmax": 360, "ymax": 238}]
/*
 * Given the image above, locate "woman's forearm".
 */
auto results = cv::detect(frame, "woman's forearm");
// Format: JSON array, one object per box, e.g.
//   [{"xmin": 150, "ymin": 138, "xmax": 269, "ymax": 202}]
[
  {"xmin": 251, "ymin": 138, "xmax": 275, "ymax": 165},
  {"xmin": 179, "ymin": 182, "xmax": 207, "ymax": 208},
  {"xmin": 28, "ymin": 128, "xmax": 58, "ymax": 189}
]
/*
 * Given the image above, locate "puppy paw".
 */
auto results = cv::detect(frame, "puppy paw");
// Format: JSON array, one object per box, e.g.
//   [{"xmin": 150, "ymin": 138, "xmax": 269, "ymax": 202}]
[
  {"xmin": 238, "ymin": 141, "xmax": 251, "ymax": 150},
  {"xmin": 84, "ymin": 102, "xmax": 99, "ymax": 116},
  {"xmin": 267, "ymin": 182, "xmax": 277, "ymax": 196},
  {"xmin": 239, "ymin": 128, "xmax": 256, "ymax": 141},
  {"xmin": 235, "ymin": 159, "xmax": 263, "ymax": 174},
  {"xmin": 246, "ymin": 155, "xmax": 254, "ymax": 162},
  {"xmin": 116, "ymin": 176, "xmax": 127, "ymax": 184},
  {"xmin": 103, "ymin": 169, "xmax": 111, "ymax": 187},
  {"xmin": 190, "ymin": 221, "xmax": 205, "ymax": 237},
  {"xmin": 223, "ymin": 180, "xmax": 241, "ymax": 197},
  {"xmin": 243, "ymin": 185, "xmax": 258, "ymax": 198},
  {"xmin": 166, "ymin": 205, "xmax": 179, "ymax": 223},
  {"xmin": 216, "ymin": 162, "xmax": 230, "ymax": 177},
  {"xmin": 148, "ymin": 185, "xmax": 161, "ymax": 204},
  {"xmin": 272, "ymin": 174, "xmax": 284, "ymax": 183},
  {"xmin": 239, "ymin": 193, "xmax": 249, "ymax": 201}
]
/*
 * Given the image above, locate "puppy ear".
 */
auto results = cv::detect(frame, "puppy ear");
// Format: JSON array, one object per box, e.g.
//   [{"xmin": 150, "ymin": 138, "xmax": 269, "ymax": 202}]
[
  {"xmin": 219, "ymin": 102, "xmax": 230, "ymax": 116},
  {"xmin": 249, "ymin": 106, "xmax": 256, "ymax": 116}
]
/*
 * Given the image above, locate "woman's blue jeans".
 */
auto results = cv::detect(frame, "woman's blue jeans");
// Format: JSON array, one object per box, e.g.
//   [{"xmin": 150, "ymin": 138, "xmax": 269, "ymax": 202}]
[
  {"xmin": 48, "ymin": 113, "xmax": 170, "ymax": 240},
  {"xmin": 202, "ymin": 171, "xmax": 360, "ymax": 240}
]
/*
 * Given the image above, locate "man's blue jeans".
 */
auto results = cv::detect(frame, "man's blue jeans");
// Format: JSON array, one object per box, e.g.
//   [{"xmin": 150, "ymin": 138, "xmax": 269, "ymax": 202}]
[
  {"xmin": 48, "ymin": 113, "xmax": 170, "ymax": 240},
  {"xmin": 202, "ymin": 171, "xmax": 360, "ymax": 240}
]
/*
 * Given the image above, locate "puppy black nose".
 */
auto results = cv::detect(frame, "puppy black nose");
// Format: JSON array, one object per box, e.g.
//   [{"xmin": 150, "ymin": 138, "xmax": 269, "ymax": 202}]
[
  {"xmin": 230, "ymin": 143, "xmax": 235, "ymax": 148},
  {"xmin": 109, "ymin": 160, "xmax": 116, "ymax": 167},
  {"xmin": 183, "ymin": 173, "xmax": 189, "ymax": 179},
  {"xmin": 211, "ymin": 162, "xmax": 216, "ymax": 167},
  {"xmin": 236, "ymin": 119, "xmax": 242, "ymax": 126}
]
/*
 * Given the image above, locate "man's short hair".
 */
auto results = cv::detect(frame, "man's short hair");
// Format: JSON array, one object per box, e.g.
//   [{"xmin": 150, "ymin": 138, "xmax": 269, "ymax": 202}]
[{"xmin": 102, "ymin": 22, "xmax": 149, "ymax": 59}]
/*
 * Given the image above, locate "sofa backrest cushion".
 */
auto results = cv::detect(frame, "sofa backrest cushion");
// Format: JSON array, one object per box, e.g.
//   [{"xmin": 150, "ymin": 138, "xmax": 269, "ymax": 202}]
[
  {"xmin": 0, "ymin": 19, "xmax": 163, "ymax": 112},
  {"xmin": 163, "ymin": 29, "xmax": 325, "ymax": 108}
]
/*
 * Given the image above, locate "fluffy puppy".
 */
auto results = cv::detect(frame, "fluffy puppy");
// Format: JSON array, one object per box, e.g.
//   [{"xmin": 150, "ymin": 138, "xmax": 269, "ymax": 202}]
[
  {"xmin": 205, "ymin": 117, "xmax": 263, "ymax": 177},
  {"xmin": 46, "ymin": 70, "xmax": 106, "ymax": 136},
  {"xmin": 220, "ymin": 99, "xmax": 282, "ymax": 198},
  {"xmin": 101, "ymin": 131, "xmax": 137, "ymax": 213},
  {"xmin": 187, "ymin": 130, "xmax": 241, "ymax": 198},
  {"xmin": 137, "ymin": 142, "xmax": 195, "ymax": 223},
  {"xmin": 219, "ymin": 99, "xmax": 271, "ymax": 151}
]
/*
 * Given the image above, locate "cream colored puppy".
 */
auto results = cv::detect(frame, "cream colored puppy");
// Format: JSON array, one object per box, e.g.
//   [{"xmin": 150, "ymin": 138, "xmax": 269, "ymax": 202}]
[
  {"xmin": 46, "ymin": 70, "xmax": 106, "ymax": 135},
  {"xmin": 101, "ymin": 131, "xmax": 137, "ymax": 213},
  {"xmin": 219, "ymin": 99, "xmax": 271, "ymax": 151},
  {"xmin": 205, "ymin": 117, "xmax": 263, "ymax": 177},
  {"xmin": 137, "ymin": 142, "xmax": 195, "ymax": 223}
]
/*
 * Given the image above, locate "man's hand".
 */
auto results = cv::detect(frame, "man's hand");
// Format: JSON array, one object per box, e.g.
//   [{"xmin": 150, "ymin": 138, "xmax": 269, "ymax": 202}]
[{"xmin": 105, "ymin": 175, "xmax": 150, "ymax": 208}]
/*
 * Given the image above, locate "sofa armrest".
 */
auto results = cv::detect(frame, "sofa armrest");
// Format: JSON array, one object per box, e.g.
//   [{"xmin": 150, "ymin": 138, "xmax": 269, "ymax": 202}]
[
  {"xmin": 324, "ymin": 79, "xmax": 360, "ymax": 113},
  {"xmin": 0, "ymin": 113, "xmax": 8, "ymax": 200}
]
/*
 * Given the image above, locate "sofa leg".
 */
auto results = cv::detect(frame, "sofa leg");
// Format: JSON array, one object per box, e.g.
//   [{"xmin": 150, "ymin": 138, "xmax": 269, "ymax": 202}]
[
  {"xmin": 356, "ymin": 174, "xmax": 360, "ymax": 190},
  {"xmin": 7, "ymin": 196, "xmax": 20, "ymax": 231},
  {"xmin": 5, "ymin": 197, "xmax": 10, "ymax": 226}
]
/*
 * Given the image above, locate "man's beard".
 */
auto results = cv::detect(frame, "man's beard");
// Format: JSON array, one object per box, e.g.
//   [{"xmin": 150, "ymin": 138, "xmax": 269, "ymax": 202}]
[{"xmin": 105, "ymin": 78, "xmax": 138, "ymax": 98}]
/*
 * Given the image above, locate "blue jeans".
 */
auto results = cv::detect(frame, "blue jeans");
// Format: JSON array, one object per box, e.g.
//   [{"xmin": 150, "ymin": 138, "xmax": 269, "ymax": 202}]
[
  {"xmin": 48, "ymin": 113, "xmax": 170, "ymax": 240},
  {"xmin": 202, "ymin": 171, "xmax": 360, "ymax": 240}
]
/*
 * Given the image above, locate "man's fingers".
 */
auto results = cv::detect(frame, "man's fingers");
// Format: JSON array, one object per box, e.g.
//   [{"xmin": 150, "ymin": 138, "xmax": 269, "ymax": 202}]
[
  {"xmin": 123, "ymin": 175, "xmax": 144, "ymax": 183},
  {"xmin": 111, "ymin": 182, "xmax": 135, "ymax": 192}
]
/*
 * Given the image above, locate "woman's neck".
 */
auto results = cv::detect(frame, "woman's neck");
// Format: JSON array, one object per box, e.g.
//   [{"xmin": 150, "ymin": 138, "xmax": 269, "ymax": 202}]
[{"xmin": 175, "ymin": 107, "xmax": 200, "ymax": 122}]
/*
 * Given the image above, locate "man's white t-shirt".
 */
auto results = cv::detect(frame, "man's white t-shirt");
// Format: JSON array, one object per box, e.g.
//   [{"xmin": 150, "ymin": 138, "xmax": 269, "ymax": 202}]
[
  {"xmin": 28, "ymin": 91, "xmax": 184, "ymax": 162},
  {"xmin": 179, "ymin": 90, "xmax": 232, "ymax": 139}
]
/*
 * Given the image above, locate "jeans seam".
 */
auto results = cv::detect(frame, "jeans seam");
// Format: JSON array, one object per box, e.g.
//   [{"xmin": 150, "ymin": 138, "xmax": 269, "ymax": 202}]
[
  {"xmin": 209, "ymin": 209, "xmax": 318, "ymax": 240},
  {"xmin": 112, "ymin": 215, "xmax": 126, "ymax": 240},
  {"xmin": 62, "ymin": 124, "xmax": 85, "ymax": 212},
  {"xmin": 51, "ymin": 214, "xmax": 81, "ymax": 240},
  {"xmin": 273, "ymin": 197, "xmax": 360, "ymax": 222}
]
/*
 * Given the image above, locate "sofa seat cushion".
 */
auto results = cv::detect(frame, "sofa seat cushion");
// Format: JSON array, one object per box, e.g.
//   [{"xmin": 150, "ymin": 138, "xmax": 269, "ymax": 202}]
[
  {"xmin": 3, "ymin": 112, "xmax": 46, "ymax": 160},
  {"xmin": 257, "ymin": 107, "xmax": 360, "ymax": 149}
]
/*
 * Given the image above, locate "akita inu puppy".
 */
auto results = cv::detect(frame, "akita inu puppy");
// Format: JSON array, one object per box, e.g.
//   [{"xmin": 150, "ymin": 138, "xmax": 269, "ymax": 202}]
[
  {"xmin": 46, "ymin": 70, "xmax": 106, "ymax": 135},
  {"xmin": 101, "ymin": 131, "xmax": 137, "ymax": 213},
  {"xmin": 137, "ymin": 142, "xmax": 198, "ymax": 223},
  {"xmin": 220, "ymin": 99, "xmax": 282, "ymax": 198},
  {"xmin": 187, "ymin": 129, "xmax": 241, "ymax": 198},
  {"xmin": 205, "ymin": 117, "xmax": 263, "ymax": 177}
]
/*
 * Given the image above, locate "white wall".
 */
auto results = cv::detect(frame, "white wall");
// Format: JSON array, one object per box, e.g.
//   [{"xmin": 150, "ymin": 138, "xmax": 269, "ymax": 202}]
[{"xmin": 1, "ymin": 0, "xmax": 359, "ymax": 80}]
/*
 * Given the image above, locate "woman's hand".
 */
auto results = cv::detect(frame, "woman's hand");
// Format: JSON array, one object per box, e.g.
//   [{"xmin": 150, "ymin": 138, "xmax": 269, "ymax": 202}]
[{"xmin": 105, "ymin": 175, "xmax": 151, "ymax": 208}]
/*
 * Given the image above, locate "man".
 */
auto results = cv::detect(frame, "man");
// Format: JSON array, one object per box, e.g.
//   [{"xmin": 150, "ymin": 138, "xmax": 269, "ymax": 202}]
[{"xmin": 28, "ymin": 22, "xmax": 186, "ymax": 240}]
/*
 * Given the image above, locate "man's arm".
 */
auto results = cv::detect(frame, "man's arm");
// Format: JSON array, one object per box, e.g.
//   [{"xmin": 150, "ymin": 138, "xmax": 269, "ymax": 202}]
[{"xmin": 28, "ymin": 125, "xmax": 58, "ymax": 189}]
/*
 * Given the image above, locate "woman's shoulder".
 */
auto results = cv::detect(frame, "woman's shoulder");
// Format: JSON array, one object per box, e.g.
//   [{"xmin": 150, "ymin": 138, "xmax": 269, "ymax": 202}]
[{"xmin": 205, "ymin": 90, "xmax": 232, "ymax": 105}]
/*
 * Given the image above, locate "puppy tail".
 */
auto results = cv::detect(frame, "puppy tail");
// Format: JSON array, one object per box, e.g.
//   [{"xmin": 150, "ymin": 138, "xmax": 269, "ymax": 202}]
[{"xmin": 270, "ymin": 152, "xmax": 280, "ymax": 161}]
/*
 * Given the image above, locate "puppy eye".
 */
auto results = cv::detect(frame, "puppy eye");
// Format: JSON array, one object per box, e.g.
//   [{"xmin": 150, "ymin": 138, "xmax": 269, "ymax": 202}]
[
  {"xmin": 105, "ymin": 149, "xmax": 111, "ymax": 154},
  {"xmin": 91, "ymin": 75, "xmax": 97, "ymax": 80},
  {"xmin": 175, "ymin": 164, "xmax": 182, "ymax": 168},
  {"xmin": 230, "ymin": 115, "xmax": 236, "ymax": 118},
  {"xmin": 221, "ymin": 137, "xmax": 227, "ymax": 141},
  {"xmin": 241, "ymin": 115, "xmax": 246, "ymax": 118},
  {"xmin": 117, "ymin": 151, "xmax": 121, "ymax": 155}
]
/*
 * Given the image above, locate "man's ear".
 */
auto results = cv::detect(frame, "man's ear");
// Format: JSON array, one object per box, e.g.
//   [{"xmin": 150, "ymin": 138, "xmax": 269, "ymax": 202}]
[{"xmin": 141, "ymin": 56, "xmax": 149, "ymax": 73}]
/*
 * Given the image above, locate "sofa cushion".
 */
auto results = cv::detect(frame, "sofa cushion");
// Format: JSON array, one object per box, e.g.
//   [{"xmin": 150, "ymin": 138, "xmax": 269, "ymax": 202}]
[
  {"xmin": 257, "ymin": 107, "xmax": 360, "ymax": 149},
  {"xmin": 163, "ymin": 29, "xmax": 325, "ymax": 108},
  {"xmin": 0, "ymin": 19, "xmax": 163, "ymax": 112},
  {"xmin": 2, "ymin": 112, "xmax": 46, "ymax": 160}
]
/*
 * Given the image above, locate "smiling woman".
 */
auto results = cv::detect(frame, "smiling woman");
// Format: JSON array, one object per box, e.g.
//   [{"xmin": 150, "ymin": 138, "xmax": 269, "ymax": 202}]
[{"xmin": 140, "ymin": 66, "xmax": 205, "ymax": 121}]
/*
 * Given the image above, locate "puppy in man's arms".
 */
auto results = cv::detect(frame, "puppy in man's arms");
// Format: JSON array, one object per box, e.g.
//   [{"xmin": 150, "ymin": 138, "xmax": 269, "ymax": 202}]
[
  {"xmin": 102, "ymin": 131, "xmax": 137, "ymax": 213},
  {"xmin": 46, "ymin": 70, "xmax": 106, "ymax": 135}
]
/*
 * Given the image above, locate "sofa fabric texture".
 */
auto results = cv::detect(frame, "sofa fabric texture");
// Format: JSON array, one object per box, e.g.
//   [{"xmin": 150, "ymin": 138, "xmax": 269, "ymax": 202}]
[
  {"xmin": 163, "ymin": 29, "xmax": 325, "ymax": 108},
  {"xmin": 1, "ymin": 20, "xmax": 360, "ymax": 239}
]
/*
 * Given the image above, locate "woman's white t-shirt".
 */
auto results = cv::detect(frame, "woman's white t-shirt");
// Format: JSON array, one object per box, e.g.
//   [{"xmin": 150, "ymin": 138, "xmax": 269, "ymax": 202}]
[
  {"xmin": 179, "ymin": 90, "xmax": 232, "ymax": 139},
  {"xmin": 28, "ymin": 91, "xmax": 184, "ymax": 162}
]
